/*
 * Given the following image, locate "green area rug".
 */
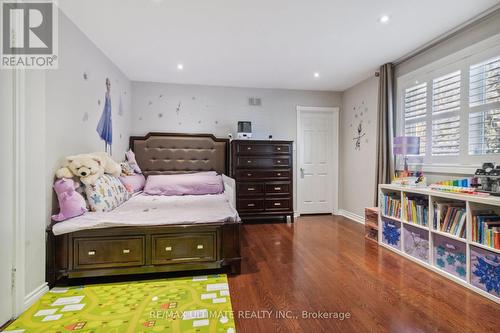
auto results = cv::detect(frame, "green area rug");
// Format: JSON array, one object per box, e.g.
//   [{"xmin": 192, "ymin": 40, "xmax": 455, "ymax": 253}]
[{"xmin": 4, "ymin": 274, "xmax": 236, "ymax": 333}]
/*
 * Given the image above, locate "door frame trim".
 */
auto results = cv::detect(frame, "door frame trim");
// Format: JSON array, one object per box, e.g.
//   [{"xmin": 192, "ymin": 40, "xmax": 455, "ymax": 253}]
[
  {"xmin": 12, "ymin": 69, "xmax": 27, "ymax": 317},
  {"xmin": 296, "ymin": 106, "xmax": 340, "ymax": 216}
]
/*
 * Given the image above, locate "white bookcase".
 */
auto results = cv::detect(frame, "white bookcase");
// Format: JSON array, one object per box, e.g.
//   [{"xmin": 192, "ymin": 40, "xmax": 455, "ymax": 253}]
[{"xmin": 378, "ymin": 184, "xmax": 500, "ymax": 304}]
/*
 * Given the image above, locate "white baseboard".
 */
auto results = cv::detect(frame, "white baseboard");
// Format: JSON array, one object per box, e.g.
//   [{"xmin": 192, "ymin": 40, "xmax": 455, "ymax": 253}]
[
  {"xmin": 24, "ymin": 282, "xmax": 49, "ymax": 310},
  {"xmin": 338, "ymin": 209, "xmax": 365, "ymax": 224}
]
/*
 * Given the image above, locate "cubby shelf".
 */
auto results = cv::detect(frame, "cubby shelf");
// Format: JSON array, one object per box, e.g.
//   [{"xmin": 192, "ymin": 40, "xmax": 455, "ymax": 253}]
[
  {"xmin": 379, "ymin": 184, "xmax": 500, "ymax": 304},
  {"xmin": 402, "ymin": 220, "xmax": 429, "ymax": 231},
  {"xmin": 380, "ymin": 214, "xmax": 402, "ymax": 222},
  {"xmin": 431, "ymin": 229, "xmax": 466, "ymax": 243},
  {"xmin": 470, "ymin": 241, "xmax": 500, "ymax": 255}
]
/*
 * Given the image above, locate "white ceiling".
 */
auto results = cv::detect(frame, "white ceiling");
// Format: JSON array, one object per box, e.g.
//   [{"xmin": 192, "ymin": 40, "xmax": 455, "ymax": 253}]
[{"xmin": 58, "ymin": 0, "xmax": 500, "ymax": 91}]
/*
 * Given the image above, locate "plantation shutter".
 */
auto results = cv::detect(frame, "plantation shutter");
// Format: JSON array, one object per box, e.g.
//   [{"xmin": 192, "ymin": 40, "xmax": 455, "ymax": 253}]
[
  {"xmin": 468, "ymin": 56, "xmax": 500, "ymax": 155},
  {"xmin": 431, "ymin": 71, "xmax": 461, "ymax": 156},
  {"xmin": 404, "ymin": 83, "xmax": 427, "ymax": 155}
]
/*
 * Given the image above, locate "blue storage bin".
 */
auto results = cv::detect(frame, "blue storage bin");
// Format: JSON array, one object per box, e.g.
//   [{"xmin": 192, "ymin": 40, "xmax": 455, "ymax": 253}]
[
  {"xmin": 433, "ymin": 234, "xmax": 467, "ymax": 280},
  {"xmin": 382, "ymin": 217, "xmax": 401, "ymax": 250},
  {"xmin": 470, "ymin": 246, "xmax": 500, "ymax": 298}
]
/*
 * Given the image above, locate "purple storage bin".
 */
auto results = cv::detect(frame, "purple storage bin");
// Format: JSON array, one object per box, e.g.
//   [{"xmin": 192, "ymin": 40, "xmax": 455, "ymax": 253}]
[
  {"xmin": 433, "ymin": 234, "xmax": 467, "ymax": 280},
  {"xmin": 403, "ymin": 225, "xmax": 429, "ymax": 263},
  {"xmin": 470, "ymin": 246, "xmax": 500, "ymax": 298},
  {"xmin": 382, "ymin": 217, "xmax": 401, "ymax": 250}
]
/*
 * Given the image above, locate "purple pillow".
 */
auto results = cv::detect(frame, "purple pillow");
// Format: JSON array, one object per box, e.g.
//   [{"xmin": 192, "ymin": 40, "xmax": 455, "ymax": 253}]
[
  {"xmin": 119, "ymin": 174, "xmax": 146, "ymax": 193},
  {"xmin": 52, "ymin": 178, "xmax": 87, "ymax": 222},
  {"xmin": 144, "ymin": 173, "xmax": 223, "ymax": 196}
]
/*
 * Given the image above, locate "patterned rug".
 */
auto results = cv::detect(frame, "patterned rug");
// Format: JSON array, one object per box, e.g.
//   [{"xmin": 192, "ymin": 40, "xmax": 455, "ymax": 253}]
[{"xmin": 4, "ymin": 274, "xmax": 236, "ymax": 333}]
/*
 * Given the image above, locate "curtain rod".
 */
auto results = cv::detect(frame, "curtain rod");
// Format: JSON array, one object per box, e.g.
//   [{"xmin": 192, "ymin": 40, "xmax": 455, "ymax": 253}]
[{"xmin": 393, "ymin": 5, "xmax": 500, "ymax": 66}]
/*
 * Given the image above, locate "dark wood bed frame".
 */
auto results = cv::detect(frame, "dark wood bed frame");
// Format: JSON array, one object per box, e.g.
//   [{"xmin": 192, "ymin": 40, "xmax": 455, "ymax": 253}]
[{"xmin": 46, "ymin": 133, "xmax": 241, "ymax": 287}]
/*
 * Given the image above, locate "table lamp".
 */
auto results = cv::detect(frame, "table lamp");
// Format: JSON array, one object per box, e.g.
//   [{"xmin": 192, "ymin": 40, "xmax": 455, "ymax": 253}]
[{"xmin": 393, "ymin": 136, "xmax": 420, "ymax": 175}]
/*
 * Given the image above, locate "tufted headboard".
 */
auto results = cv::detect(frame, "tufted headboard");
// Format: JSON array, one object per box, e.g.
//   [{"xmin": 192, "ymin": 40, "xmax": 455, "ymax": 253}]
[{"xmin": 129, "ymin": 133, "xmax": 229, "ymax": 176}]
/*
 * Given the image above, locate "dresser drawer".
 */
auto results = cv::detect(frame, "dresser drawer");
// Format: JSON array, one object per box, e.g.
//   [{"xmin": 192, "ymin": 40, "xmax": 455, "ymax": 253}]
[
  {"xmin": 265, "ymin": 198, "xmax": 292, "ymax": 211},
  {"xmin": 237, "ymin": 182, "xmax": 264, "ymax": 196},
  {"xmin": 236, "ymin": 169, "xmax": 291, "ymax": 180},
  {"xmin": 152, "ymin": 233, "xmax": 216, "ymax": 264},
  {"xmin": 236, "ymin": 143, "xmax": 291, "ymax": 155},
  {"xmin": 74, "ymin": 236, "xmax": 145, "ymax": 269},
  {"xmin": 265, "ymin": 182, "xmax": 291, "ymax": 195},
  {"xmin": 237, "ymin": 157, "xmax": 290, "ymax": 168},
  {"xmin": 237, "ymin": 198, "xmax": 264, "ymax": 212}
]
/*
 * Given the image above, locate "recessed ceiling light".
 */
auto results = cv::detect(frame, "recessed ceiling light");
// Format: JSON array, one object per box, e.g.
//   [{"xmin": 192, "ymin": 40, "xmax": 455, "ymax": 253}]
[
  {"xmin": 314, "ymin": 72, "xmax": 320, "ymax": 78},
  {"xmin": 177, "ymin": 64, "xmax": 184, "ymax": 70},
  {"xmin": 379, "ymin": 15, "xmax": 390, "ymax": 23}
]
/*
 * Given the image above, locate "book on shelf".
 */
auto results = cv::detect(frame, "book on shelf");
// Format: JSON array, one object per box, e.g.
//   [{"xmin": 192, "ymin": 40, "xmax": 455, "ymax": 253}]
[
  {"xmin": 471, "ymin": 212, "xmax": 500, "ymax": 250},
  {"xmin": 382, "ymin": 194, "xmax": 401, "ymax": 219},
  {"xmin": 405, "ymin": 197, "xmax": 428, "ymax": 226},
  {"xmin": 433, "ymin": 202, "xmax": 466, "ymax": 238}
]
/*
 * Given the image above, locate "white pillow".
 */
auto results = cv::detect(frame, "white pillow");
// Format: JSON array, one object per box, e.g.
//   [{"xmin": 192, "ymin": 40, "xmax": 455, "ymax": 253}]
[{"xmin": 85, "ymin": 175, "xmax": 131, "ymax": 212}]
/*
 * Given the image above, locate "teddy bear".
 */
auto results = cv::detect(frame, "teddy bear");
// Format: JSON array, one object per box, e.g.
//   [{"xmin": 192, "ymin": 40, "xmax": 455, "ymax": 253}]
[
  {"xmin": 52, "ymin": 178, "xmax": 87, "ymax": 221},
  {"xmin": 56, "ymin": 152, "xmax": 122, "ymax": 185}
]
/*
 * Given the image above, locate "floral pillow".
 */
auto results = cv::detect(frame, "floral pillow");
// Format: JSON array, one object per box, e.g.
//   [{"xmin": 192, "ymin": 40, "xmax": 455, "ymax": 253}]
[{"xmin": 85, "ymin": 174, "xmax": 131, "ymax": 212}]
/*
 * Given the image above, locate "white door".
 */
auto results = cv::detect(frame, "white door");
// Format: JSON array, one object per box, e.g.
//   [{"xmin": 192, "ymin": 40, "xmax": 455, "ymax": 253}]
[
  {"xmin": 297, "ymin": 107, "xmax": 339, "ymax": 214},
  {"xmin": 0, "ymin": 70, "xmax": 14, "ymax": 325}
]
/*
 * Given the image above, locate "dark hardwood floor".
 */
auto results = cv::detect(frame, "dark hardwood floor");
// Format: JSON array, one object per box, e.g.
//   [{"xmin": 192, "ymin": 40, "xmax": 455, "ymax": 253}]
[{"xmin": 228, "ymin": 215, "xmax": 500, "ymax": 333}]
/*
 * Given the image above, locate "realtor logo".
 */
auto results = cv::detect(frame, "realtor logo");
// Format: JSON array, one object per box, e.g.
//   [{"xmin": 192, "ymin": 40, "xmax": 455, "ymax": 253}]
[{"xmin": 1, "ymin": 0, "xmax": 58, "ymax": 69}]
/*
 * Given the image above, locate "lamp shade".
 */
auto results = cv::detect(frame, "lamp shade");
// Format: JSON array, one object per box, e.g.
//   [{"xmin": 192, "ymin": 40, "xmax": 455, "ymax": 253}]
[{"xmin": 393, "ymin": 136, "xmax": 420, "ymax": 155}]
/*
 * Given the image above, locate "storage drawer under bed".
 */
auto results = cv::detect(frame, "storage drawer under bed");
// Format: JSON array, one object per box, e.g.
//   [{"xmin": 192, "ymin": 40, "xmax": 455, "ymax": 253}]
[
  {"xmin": 152, "ymin": 232, "xmax": 217, "ymax": 264},
  {"xmin": 73, "ymin": 236, "xmax": 145, "ymax": 269}
]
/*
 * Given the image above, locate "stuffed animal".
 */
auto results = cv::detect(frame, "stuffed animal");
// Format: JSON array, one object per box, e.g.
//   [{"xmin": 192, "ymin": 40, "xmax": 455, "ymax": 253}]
[
  {"xmin": 56, "ymin": 152, "xmax": 121, "ymax": 185},
  {"xmin": 120, "ymin": 161, "xmax": 136, "ymax": 176},
  {"xmin": 52, "ymin": 178, "xmax": 87, "ymax": 222}
]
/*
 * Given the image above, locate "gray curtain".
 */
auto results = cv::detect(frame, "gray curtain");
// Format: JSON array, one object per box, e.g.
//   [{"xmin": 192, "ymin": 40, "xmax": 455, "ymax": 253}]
[{"xmin": 375, "ymin": 63, "xmax": 395, "ymax": 205}]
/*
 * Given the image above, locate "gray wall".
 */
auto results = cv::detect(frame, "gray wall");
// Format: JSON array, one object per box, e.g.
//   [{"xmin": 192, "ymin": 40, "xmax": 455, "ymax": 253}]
[
  {"xmin": 131, "ymin": 81, "xmax": 342, "ymax": 211},
  {"xmin": 396, "ymin": 10, "xmax": 500, "ymax": 77},
  {"xmin": 339, "ymin": 76, "xmax": 379, "ymax": 218},
  {"xmin": 23, "ymin": 11, "xmax": 132, "ymax": 303}
]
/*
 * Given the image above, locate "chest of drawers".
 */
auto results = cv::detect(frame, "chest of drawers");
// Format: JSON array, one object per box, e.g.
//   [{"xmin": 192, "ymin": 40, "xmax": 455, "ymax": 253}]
[{"xmin": 231, "ymin": 140, "xmax": 294, "ymax": 222}]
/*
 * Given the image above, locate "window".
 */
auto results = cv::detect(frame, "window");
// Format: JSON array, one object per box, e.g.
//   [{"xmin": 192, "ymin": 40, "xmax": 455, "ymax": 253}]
[
  {"xmin": 431, "ymin": 71, "xmax": 461, "ymax": 156},
  {"xmin": 468, "ymin": 56, "xmax": 500, "ymax": 155},
  {"xmin": 403, "ymin": 83, "xmax": 427, "ymax": 155},
  {"xmin": 398, "ymin": 42, "xmax": 500, "ymax": 166}
]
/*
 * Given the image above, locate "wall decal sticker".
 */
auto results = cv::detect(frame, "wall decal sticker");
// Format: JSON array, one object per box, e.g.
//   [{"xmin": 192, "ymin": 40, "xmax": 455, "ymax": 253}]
[
  {"xmin": 158, "ymin": 113, "xmax": 163, "ymax": 118},
  {"xmin": 176, "ymin": 101, "xmax": 182, "ymax": 115},
  {"xmin": 83, "ymin": 72, "xmax": 88, "ymax": 80},
  {"xmin": 159, "ymin": 94, "xmax": 163, "ymax": 99},
  {"xmin": 350, "ymin": 102, "xmax": 369, "ymax": 151},
  {"xmin": 148, "ymin": 101, "xmax": 153, "ymax": 106},
  {"xmin": 97, "ymin": 99, "xmax": 101, "ymax": 106},
  {"xmin": 96, "ymin": 78, "xmax": 113, "ymax": 154},
  {"xmin": 82, "ymin": 112, "xmax": 89, "ymax": 122}
]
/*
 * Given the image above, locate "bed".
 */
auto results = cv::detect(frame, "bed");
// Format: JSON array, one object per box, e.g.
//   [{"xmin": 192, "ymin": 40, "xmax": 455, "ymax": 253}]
[{"xmin": 46, "ymin": 133, "xmax": 241, "ymax": 286}]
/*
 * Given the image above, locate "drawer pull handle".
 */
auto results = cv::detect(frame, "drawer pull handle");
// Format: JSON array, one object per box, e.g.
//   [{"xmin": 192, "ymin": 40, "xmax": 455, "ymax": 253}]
[
  {"xmin": 274, "ymin": 202, "xmax": 282, "ymax": 206},
  {"xmin": 247, "ymin": 160, "xmax": 252, "ymax": 163},
  {"xmin": 247, "ymin": 173, "xmax": 252, "ymax": 177},
  {"xmin": 247, "ymin": 187, "xmax": 255, "ymax": 191},
  {"xmin": 122, "ymin": 249, "xmax": 130, "ymax": 254},
  {"xmin": 197, "ymin": 244, "xmax": 204, "ymax": 249},
  {"xmin": 277, "ymin": 173, "xmax": 282, "ymax": 176},
  {"xmin": 165, "ymin": 246, "xmax": 172, "ymax": 251},
  {"xmin": 88, "ymin": 250, "xmax": 96, "ymax": 256},
  {"xmin": 274, "ymin": 187, "xmax": 282, "ymax": 191},
  {"xmin": 247, "ymin": 147, "xmax": 252, "ymax": 150},
  {"xmin": 247, "ymin": 203, "xmax": 255, "ymax": 207},
  {"xmin": 277, "ymin": 147, "xmax": 281, "ymax": 151},
  {"xmin": 277, "ymin": 160, "xmax": 281, "ymax": 163}
]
